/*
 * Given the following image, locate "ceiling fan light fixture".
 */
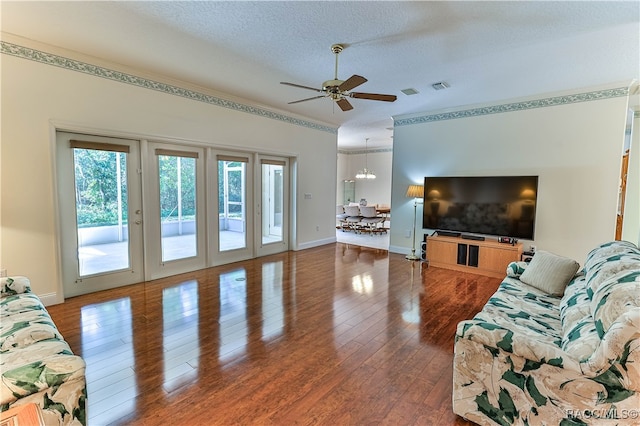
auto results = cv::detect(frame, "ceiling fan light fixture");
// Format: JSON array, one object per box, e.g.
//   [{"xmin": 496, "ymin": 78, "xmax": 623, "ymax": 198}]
[
  {"xmin": 356, "ymin": 138, "xmax": 376, "ymax": 180},
  {"xmin": 355, "ymin": 168, "xmax": 376, "ymax": 180},
  {"xmin": 281, "ymin": 43, "xmax": 396, "ymax": 111}
]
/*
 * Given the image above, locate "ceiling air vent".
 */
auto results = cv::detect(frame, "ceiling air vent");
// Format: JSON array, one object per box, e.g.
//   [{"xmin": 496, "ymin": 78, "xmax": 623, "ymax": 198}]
[
  {"xmin": 401, "ymin": 88, "xmax": 419, "ymax": 96},
  {"xmin": 431, "ymin": 81, "xmax": 449, "ymax": 90}
]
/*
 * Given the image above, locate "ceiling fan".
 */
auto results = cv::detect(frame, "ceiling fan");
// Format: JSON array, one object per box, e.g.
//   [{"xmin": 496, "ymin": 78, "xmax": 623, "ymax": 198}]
[{"xmin": 281, "ymin": 44, "xmax": 397, "ymax": 111}]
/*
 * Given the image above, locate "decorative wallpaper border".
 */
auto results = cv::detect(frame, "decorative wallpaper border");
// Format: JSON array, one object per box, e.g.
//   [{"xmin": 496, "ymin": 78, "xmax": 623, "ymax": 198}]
[
  {"xmin": 1, "ymin": 41, "xmax": 337, "ymax": 135},
  {"xmin": 394, "ymin": 87, "xmax": 630, "ymax": 127},
  {"xmin": 338, "ymin": 148, "xmax": 393, "ymax": 155}
]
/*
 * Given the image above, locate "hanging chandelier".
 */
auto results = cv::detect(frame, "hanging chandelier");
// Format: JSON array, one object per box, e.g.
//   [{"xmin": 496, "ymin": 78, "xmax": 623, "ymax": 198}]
[{"xmin": 355, "ymin": 138, "xmax": 376, "ymax": 179}]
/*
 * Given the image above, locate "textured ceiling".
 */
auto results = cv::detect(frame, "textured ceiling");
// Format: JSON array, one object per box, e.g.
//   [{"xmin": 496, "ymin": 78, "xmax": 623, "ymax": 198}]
[{"xmin": 2, "ymin": 1, "xmax": 639, "ymax": 149}]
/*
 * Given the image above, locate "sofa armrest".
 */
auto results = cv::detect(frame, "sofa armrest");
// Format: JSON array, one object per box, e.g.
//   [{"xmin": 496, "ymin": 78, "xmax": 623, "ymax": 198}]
[
  {"xmin": 0, "ymin": 355, "xmax": 86, "ymax": 425},
  {"xmin": 580, "ymin": 309, "xmax": 640, "ymax": 389},
  {"xmin": 506, "ymin": 261, "xmax": 528, "ymax": 278},
  {"xmin": 1, "ymin": 276, "xmax": 31, "ymax": 296},
  {"xmin": 453, "ymin": 335, "xmax": 640, "ymax": 425},
  {"xmin": 456, "ymin": 319, "xmax": 582, "ymax": 372},
  {"xmin": 1, "ymin": 348, "xmax": 86, "ymax": 406}
]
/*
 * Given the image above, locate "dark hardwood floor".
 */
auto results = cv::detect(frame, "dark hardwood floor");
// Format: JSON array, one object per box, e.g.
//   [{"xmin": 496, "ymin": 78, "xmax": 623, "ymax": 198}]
[{"xmin": 47, "ymin": 243, "xmax": 500, "ymax": 425}]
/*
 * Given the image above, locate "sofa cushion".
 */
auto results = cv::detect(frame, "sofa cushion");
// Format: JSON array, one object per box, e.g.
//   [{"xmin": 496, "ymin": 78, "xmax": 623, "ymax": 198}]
[
  {"xmin": 519, "ymin": 250, "xmax": 580, "ymax": 296},
  {"xmin": 560, "ymin": 275, "xmax": 588, "ymax": 321},
  {"xmin": 472, "ymin": 278, "xmax": 563, "ymax": 349},
  {"xmin": 560, "ymin": 275, "xmax": 590, "ymax": 324},
  {"xmin": 560, "ymin": 313, "xmax": 600, "ymax": 361}
]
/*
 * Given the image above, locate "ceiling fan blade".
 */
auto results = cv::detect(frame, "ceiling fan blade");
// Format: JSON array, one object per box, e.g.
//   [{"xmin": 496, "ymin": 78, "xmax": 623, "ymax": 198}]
[
  {"xmin": 280, "ymin": 82, "xmax": 323, "ymax": 93},
  {"xmin": 338, "ymin": 75, "xmax": 367, "ymax": 92},
  {"xmin": 350, "ymin": 92, "xmax": 397, "ymax": 102},
  {"xmin": 336, "ymin": 98, "xmax": 353, "ymax": 111},
  {"xmin": 288, "ymin": 95, "xmax": 326, "ymax": 105}
]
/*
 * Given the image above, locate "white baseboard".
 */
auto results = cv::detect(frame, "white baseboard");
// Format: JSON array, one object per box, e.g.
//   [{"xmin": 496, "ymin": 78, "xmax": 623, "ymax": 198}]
[
  {"xmin": 389, "ymin": 245, "xmax": 411, "ymax": 255},
  {"xmin": 38, "ymin": 292, "xmax": 63, "ymax": 306},
  {"xmin": 296, "ymin": 237, "xmax": 336, "ymax": 251}
]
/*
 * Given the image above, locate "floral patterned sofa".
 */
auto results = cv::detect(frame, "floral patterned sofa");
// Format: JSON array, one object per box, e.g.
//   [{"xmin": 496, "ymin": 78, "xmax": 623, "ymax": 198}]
[
  {"xmin": 0, "ymin": 277, "xmax": 86, "ymax": 425},
  {"xmin": 453, "ymin": 241, "xmax": 640, "ymax": 425}
]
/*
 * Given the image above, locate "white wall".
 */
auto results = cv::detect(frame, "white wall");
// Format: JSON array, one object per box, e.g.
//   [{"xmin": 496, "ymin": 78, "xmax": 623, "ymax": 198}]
[
  {"xmin": 1, "ymin": 35, "xmax": 338, "ymax": 301},
  {"xmin": 336, "ymin": 152, "xmax": 350, "ymax": 205},
  {"xmin": 622, "ymin": 109, "xmax": 640, "ymax": 244},
  {"xmin": 336, "ymin": 150, "xmax": 393, "ymax": 207},
  {"xmin": 390, "ymin": 84, "xmax": 636, "ymax": 264}
]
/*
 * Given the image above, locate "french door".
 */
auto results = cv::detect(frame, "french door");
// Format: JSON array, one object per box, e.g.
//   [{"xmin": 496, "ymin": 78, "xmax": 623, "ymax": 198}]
[
  {"xmin": 57, "ymin": 132, "xmax": 290, "ymax": 296},
  {"xmin": 144, "ymin": 142, "xmax": 206, "ymax": 280},
  {"xmin": 57, "ymin": 132, "xmax": 144, "ymax": 297},
  {"xmin": 210, "ymin": 151, "xmax": 254, "ymax": 266},
  {"xmin": 256, "ymin": 156, "xmax": 289, "ymax": 257}
]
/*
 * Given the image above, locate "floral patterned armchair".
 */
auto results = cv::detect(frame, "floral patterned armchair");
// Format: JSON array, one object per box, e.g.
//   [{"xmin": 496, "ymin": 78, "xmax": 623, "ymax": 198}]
[{"xmin": 453, "ymin": 241, "xmax": 640, "ymax": 425}]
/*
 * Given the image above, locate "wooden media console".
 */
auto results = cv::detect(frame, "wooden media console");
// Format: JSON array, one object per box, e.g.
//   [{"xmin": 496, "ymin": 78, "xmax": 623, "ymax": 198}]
[{"xmin": 426, "ymin": 235, "xmax": 523, "ymax": 279}]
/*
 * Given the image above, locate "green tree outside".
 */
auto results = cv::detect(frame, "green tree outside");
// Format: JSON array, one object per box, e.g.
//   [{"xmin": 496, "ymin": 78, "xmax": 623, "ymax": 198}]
[{"xmin": 73, "ymin": 149, "xmax": 198, "ymax": 227}]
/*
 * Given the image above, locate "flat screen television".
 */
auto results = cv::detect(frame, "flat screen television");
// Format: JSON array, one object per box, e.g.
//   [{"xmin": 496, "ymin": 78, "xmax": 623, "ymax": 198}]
[{"xmin": 422, "ymin": 175, "xmax": 538, "ymax": 240}]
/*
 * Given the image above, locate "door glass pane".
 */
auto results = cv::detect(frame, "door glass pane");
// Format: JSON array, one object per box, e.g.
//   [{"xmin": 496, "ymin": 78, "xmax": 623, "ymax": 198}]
[
  {"xmin": 218, "ymin": 160, "xmax": 246, "ymax": 251},
  {"xmin": 73, "ymin": 148, "xmax": 130, "ymax": 276},
  {"xmin": 262, "ymin": 164, "xmax": 283, "ymax": 245},
  {"xmin": 159, "ymin": 155, "xmax": 197, "ymax": 261}
]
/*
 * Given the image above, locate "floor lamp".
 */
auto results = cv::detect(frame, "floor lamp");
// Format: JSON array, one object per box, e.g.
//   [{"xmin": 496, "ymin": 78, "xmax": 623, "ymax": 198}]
[{"xmin": 405, "ymin": 184, "xmax": 424, "ymax": 261}]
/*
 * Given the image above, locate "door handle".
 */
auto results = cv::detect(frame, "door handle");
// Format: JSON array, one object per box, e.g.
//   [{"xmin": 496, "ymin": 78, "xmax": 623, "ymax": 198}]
[{"xmin": 135, "ymin": 220, "xmax": 142, "ymax": 225}]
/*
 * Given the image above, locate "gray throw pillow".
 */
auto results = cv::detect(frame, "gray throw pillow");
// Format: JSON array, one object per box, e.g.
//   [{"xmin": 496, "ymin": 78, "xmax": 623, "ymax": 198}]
[{"xmin": 519, "ymin": 250, "xmax": 580, "ymax": 296}]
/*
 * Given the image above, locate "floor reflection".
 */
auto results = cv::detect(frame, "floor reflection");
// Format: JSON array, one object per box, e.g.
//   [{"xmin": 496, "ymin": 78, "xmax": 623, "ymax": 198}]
[
  {"xmin": 351, "ymin": 273, "xmax": 374, "ymax": 295},
  {"xmin": 219, "ymin": 268, "xmax": 248, "ymax": 360},
  {"xmin": 162, "ymin": 281, "xmax": 199, "ymax": 392},
  {"xmin": 339, "ymin": 244, "xmax": 388, "ymax": 265},
  {"xmin": 58, "ymin": 244, "xmax": 495, "ymax": 425},
  {"xmin": 80, "ymin": 298, "xmax": 137, "ymax": 425},
  {"xmin": 261, "ymin": 261, "xmax": 284, "ymax": 341},
  {"xmin": 401, "ymin": 262, "xmax": 421, "ymax": 324}
]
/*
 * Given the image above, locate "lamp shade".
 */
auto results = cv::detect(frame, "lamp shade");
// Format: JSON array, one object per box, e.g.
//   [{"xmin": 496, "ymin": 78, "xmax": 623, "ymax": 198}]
[
  {"xmin": 427, "ymin": 189, "xmax": 441, "ymax": 200},
  {"xmin": 406, "ymin": 184, "xmax": 424, "ymax": 199},
  {"xmin": 520, "ymin": 188, "xmax": 536, "ymax": 200}
]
